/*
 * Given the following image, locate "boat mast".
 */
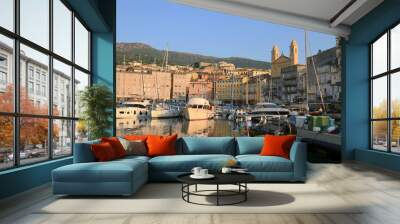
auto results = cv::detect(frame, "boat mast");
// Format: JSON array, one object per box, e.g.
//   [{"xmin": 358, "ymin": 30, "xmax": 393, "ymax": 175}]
[
  {"xmin": 139, "ymin": 54, "xmax": 145, "ymax": 100},
  {"xmin": 122, "ymin": 53, "xmax": 126, "ymax": 103},
  {"xmin": 230, "ymin": 71, "xmax": 234, "ymax": 106},
  {"xmin": 306, "ymin": 33, "xmax": 326, "ymax": 113},
  {"xmin": 304, "ymin": 30, "xmax": 309, "ymax": 112}
]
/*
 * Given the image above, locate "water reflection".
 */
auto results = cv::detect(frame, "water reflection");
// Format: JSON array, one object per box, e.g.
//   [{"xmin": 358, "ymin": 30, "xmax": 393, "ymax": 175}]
[{"xmin": 116, "ymin": 118, "xmax": 250, "ymax": 137}]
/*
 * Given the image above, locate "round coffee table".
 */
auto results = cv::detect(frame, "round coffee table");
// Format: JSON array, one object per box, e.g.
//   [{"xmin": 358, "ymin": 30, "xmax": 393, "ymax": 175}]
[{"xmin": 177, "ymin": 173, "xmax": 255, "ymax": 206}]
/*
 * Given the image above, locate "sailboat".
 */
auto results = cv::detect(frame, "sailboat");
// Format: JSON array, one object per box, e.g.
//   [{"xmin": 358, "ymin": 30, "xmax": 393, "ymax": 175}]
[{"xmin": 150, "ymin": 44, "xmax": 181, "ymax": 119}]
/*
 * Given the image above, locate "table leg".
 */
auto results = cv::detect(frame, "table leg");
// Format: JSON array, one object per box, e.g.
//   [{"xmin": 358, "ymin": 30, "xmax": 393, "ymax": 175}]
[
  {"xmin": 195, "ymin": 184, "xmax": 198, "ymax": 192},
  {"xmin": 217, "ymin": 184, "xmax": 219, "ymax": 206},
  {"xmin": 245, "ymin": 183, "xmax": 247, "ymax": 201}
]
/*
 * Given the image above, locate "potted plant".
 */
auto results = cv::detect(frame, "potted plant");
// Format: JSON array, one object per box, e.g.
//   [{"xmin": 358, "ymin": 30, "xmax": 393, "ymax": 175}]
[{"xmin": 79, "ymin": 84, "xmax": 114, "ymax": 140}]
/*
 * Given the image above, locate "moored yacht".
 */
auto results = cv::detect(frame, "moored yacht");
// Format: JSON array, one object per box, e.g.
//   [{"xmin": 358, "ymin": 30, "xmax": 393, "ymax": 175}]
[
  {"xmin": 116, "ymin": 101, "xmax": 151, "ymax": 119},
  {"xmin": 248, "ymin": 102, "xmax": 290, "ymax": 119},
  {"xmin": 150, "ymin": 103, "xmax": 180, "ymax": 119},
  {"xmin": 183, "ymin": 97, "xmax": 214, "ymax": 120}
]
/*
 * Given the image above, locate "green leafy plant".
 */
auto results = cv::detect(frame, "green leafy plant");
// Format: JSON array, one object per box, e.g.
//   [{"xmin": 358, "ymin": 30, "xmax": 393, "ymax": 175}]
[{"xmin": 79, "ymin": 84, "xmax": 114, "ymax": 140}]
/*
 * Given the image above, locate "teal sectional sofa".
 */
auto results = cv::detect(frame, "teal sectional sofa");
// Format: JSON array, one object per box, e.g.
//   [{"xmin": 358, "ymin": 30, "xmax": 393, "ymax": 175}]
[{"xmin": 52, "ymin": 137, "xmax": 307, "ymax": 196}]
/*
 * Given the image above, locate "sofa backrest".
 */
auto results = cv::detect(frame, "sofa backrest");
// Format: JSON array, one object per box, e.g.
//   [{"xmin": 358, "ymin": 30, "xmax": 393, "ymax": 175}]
[
  {"xmin": 177, "ymin": 137, "xmax": 236, "ymax": 155},
  {"xmin": 73, "ymin": 139, "xmax": 100, "ymax": 163},
  {"xmin": 235, "ymin": 137, "xmax": 264, "ymax": 155}
]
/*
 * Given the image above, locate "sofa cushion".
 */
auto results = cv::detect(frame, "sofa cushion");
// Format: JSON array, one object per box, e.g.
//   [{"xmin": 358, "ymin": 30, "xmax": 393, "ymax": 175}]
[
  {"xmin": 91, "ymin": 142, "xmax": 118, "ymax": 161},
  {"xmin": 73, "ymin": 140, "xmax": 100, "ymax": 163},
  {"xmin": 260, "ymin": 135, "xmax": 296, "ymax": 159},
  {"xmin": 147, "ymin": 134, "xmax": 178, "ymax": 157},
  {"xmin": 149, "ymin": 154, "xmax": 235, "ymax": 172},
  {"xmin": 179, "ymin": 137, "xmax": 235, "ymax": 155},
  {"xmin": 53, "ymin": 158, "xmax": 147, "ymax": 183},
  {"xmin": 236, "ymin": 155, "xmax": 293, "ymax": 172},
  {"xmin": 119, "ymin": 138, "xmax": 147, "ymax": 156},
  {"xmin": 101, "ymin": 137, "xmax": 127, "ymax": 158},
  {"xmin": 235, "ymin": 137, "xmax": 264, "ymax": 155}
]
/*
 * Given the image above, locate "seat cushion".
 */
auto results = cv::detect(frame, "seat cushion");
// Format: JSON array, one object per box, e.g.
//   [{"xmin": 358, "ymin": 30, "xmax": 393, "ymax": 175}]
[
  {"xmin": 149, "ymin": 154, "xmax": 235, "ymax": 172},
  {"xmin": 235, "ymin": 137, "xmax": 264, "ymax": 155},
  {"xmin": 53, "ymin": 159, "xmax": 147, "ymax": 183},
  {"xmin": 178, "ymin": 137, "xmax": 235, "ymax": 155},
  {"xmin": 236, "ymin": 155, "xmax": 293, "ymax": 172}
]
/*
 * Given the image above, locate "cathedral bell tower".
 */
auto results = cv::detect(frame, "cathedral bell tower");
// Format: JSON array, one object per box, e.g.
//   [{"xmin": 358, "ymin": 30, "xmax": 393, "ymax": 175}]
[
  {"xmin": 271, "ymin": 45, "xmax": 280, "ymax": 62},
  {"xmin": 290, "ymin": 40, "xmax": 298, "ymax": 65}
]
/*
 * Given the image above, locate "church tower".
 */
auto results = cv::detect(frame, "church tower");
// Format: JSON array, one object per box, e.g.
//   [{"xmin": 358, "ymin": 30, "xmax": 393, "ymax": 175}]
[
  {"xmin": 290, "ymin": 40, "xmax": 298, "ymax": 65},
  {"xmin": 271, "ymin": 45, "xmax": 280, "ymax": 62}
]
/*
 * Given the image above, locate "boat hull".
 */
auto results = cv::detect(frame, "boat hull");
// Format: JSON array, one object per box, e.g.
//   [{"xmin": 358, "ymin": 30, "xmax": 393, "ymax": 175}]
[
  {"xmin": 151, "ymin": 109, "xmax": 180, "ymax": 119},
  {"xmin": 116, "ymin": 107, "xmax": 149, "ymax": 119},
  {"xmin": 183, "ymin": 108, "xmax": 213, "ymax": 120}
]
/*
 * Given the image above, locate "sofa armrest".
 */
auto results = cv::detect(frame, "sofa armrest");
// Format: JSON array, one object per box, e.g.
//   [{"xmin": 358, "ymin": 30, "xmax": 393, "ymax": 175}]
[
  {"xmin": 289, "ymin": 141, "xmax": 307, "ymax": 181},
  {"xmin": 73, "ymin": 141, "xmax": 99, "ymax": 163}
]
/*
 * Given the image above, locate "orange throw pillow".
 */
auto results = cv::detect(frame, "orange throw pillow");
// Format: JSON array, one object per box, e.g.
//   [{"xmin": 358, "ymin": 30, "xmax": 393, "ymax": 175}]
[
  {"xmin": 146, "ymin": 134, "xmax": 178, "ymax": 157},
  {"xmin": 101, "ymin": 137, "xmax": 127, "ymax": 158},
  {"xmin": 124, "ymin": 135, "xmax": 149, "ymax": 141},
  {"xmin": 260, "ymin": 135, "xmax": 296, "ymax": 159},
  {"xmin": 91, "ymin": 142, "xmax": 117, "ymax": 162}
]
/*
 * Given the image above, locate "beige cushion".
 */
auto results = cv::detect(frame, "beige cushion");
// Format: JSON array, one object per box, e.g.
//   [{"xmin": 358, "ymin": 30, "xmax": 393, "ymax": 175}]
[{"xmin": 119, "ymin": 138, "xmax": 147, "ymax": 156}]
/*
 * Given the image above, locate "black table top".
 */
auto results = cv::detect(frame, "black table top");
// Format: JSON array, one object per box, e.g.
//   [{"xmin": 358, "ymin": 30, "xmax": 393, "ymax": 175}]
[{"xmin": 177, "ymin": 172, "xmax": 255, "ymax": 185}]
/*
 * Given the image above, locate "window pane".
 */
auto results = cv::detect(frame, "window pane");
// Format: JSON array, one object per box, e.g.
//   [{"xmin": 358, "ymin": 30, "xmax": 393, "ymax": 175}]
[
  {"xmin": 53, "ymin": 59, "xmax": 72, "ymax": 117},
  {"xmin": 20, "ymin": 44, "xmax": 49, "ymax": 115},
  {"xmin": 53, "ymin": 0, "xmax": 72, "ymax": 60},
  {"xmin": 372, "ymin": 33, "xmax": 387, "ymax": 76},
  {"xmin": 20, "ymin": 117, "xmax": 49, "ymax": 165},
  {"xmin": 372, "ymin": 121, "xmax": 388, "ymax": 151},
  {"xmin": 0, "ymin": 35, "xmax": 14, "ymax": 112},
  {"xmin": 372, "ymin": 76, "xmax": 387, "ymax": 119},
  {"xmin": 74, "ymin": 69, "xmax": 89, "ymax": 118},
  {"xmin": 0, "ymin": 0, "xmax": 14, "ymax": 31},
  {"xmin": 53, "ymin": 119, "xmax": 72, "ymax": 157},
  {"xmin": 74, "ymin": 18, "xmax": 89, "ymax": 70},
  {"xmin": 391, "ymin": 72, "xmax": 400, "ymax": 118},
  {"xmin": 391, "ymin": 120, "xmax": 400, "ymax": 153},
  {"xmin": 391, "ymin": 24, "xmax": 400, "ymax": 70},
  {"xmin": 75, "ymin": 120, "xmax": 88, "ymax": 143},
  {"xmin": 0, "ymin": 116, "xmax": 13, "ymax": 170},
  {"xmin": 20, "ymin": 0, "xmax": 49, "ymax": 49}
]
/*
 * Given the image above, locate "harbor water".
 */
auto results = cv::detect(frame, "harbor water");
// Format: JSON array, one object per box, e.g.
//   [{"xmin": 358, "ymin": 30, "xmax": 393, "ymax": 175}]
[{"xmin": 116, "ymin": 118, "xmax": 253, "ymax": 137}]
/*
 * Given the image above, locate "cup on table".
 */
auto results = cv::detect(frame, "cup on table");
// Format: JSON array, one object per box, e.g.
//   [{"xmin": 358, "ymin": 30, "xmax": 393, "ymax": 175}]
[
  {"xmin": 191, "ymin": 167, "xmax": 202, "ymax": 176},
  {"xmin": 199, "ymin": 169, "xmax": 208, "ymax": 176},
  {"xmin": 221, "ymin": 167, "xmax": 232, "ymax": 174}
]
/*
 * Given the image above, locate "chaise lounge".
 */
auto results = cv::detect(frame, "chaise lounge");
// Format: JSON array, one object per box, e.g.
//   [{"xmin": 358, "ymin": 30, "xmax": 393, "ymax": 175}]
[{"xmin": 52, "ymin": 137, "xmax": 307, "ymax": 196}]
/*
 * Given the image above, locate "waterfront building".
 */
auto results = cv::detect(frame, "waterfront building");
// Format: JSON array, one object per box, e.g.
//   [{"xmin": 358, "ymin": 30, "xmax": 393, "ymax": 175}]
[
  {"xmin": 268, "ymin": 40, "xmax": 299, "ymax": 103},
  {"xmin": 218, "ymin": 61, "xmax": 236, "ymax": 71},
  {"xmin": 306, "ymin": 47, "xmax": 341, "ymax": 109},
  {"xmin": 215, "ymin": 78, "xmax": 242, "ymax": 104},
  {"xmin": 281, "ymin": 64, "xmax": 306, "ymax": 104},
  {"xmin": 171, "ymin": 72, "xmax": 192, "ymax": 101},
  {"xmin": 215, "ymin": 75, "xmax": 267, "ymax": 105},
  {"xmin": 250, "ymin": 69, "xmax": 271, "ymax": 77},
  {"xmin": 188, "ymin": 79, "xmax": 213, "ymax": 100},
  {"xmin": 116, "ymin": 70, "xmax": 172, "ymax": 101}
]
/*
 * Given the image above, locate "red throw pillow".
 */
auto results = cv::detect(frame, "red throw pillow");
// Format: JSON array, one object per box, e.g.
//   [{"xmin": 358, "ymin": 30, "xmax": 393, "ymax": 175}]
[
  {"xmin": 146, "ymin": 134, "xmax": 178, "ymax": 157},
  {"xmin": 91, "ymin": 142, "xmax": 117, "ymax": 162},
  {"xmin": 260, "ymin": 135, "xmax": 296, "ymax": 159},
  {"xmin": 101, "ymin": 137, "xmax": 127, "ymax": 158},
  {"xmin": 124, "ymin": 135, "xmax": 149, "ymax": 141}
]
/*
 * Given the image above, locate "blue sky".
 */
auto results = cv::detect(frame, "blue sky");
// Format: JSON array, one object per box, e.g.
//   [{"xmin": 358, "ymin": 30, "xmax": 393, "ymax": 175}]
[{"xmin": 117, "ymin": 0, "xmax": 337, "ymax": 64}]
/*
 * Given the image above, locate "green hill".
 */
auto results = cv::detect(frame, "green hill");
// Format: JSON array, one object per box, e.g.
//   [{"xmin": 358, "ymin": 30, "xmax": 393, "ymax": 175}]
[{"xmin": 116, "ymin": 42, "xmax": 271, "ymax": 69}]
